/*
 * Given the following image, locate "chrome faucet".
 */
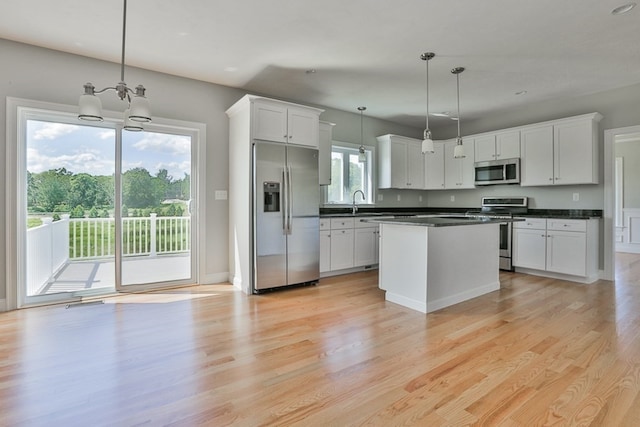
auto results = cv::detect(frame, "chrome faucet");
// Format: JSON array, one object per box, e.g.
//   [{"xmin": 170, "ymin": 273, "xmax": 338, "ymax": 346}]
[{"xmin": 352, "ymin": 190, "xmax": 365, "ymax": 214}]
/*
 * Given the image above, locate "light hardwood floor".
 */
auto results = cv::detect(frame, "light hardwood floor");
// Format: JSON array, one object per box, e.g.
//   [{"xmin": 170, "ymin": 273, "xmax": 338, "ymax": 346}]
[{"xmin": 2, "ymin": 255, "xmax": 640, "ymax": 426}]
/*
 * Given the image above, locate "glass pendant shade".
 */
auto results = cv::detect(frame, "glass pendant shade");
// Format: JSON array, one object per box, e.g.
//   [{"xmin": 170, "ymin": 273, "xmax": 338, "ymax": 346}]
[
  {"xmin": 78, "ymin": 91, "xmax": 103, "ymax": 122},
  {"xmin": 453, "ymin": 138, "xmax": 465, "ymax": 158},
  {"xmin": 123, "ymin": 109, "xmax": 143, "ymax": 131},
  {"xmin": 422, "ymin": 130, "xmax": 434, "ymax": 154},
  {"xmin": 358, "ymin": 147, "xmax": 367, "ymax": 163},
  {"xmin": 128, "ymin": 88, "xmax": 151, "ymax": 122}
]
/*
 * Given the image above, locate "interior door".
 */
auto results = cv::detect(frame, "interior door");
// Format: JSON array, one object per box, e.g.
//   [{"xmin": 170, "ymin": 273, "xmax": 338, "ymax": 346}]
[
  {"xmin": 254, "ymin": 142, "xmax": 287, "ymax": 290},
  {"xmin": 286, "ymin": 145, "xmax": 320, "ymax": 285}
]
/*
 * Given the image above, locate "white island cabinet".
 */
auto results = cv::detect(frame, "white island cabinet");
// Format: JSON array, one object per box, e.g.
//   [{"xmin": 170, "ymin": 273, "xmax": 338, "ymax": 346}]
[{"xmin": 370, "ymin": 216, "xmax": 517, "ymax": 314}]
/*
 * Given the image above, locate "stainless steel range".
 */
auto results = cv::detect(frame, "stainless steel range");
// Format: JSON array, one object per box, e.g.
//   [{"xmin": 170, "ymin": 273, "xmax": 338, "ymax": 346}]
[{"xmin": 465, "ymin": 197, "xmax": 528, "ymax": 271}]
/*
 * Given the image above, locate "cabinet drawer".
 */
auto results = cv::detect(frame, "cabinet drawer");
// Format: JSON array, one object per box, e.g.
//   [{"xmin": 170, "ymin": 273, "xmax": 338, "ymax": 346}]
[
  {"xmin": 355, "ymin": 217, "xmax": 380, "ymax": 228},
  {"xmin": 514, "ymin": 218, "xmax": 546, "ymax": 230},
  {"xmin": 547, "ymin": 219, "xmax": 586, "ymax": 232},
  {"xmin": 330, "ymin": 218, "xmax": 355, "ymax": 230},
  {"xmin": 319, "ymin": 219, "xmax": 330, "ymax": 230}
]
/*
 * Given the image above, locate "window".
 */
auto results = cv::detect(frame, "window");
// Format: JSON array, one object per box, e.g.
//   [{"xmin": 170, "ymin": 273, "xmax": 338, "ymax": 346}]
[{"xmin": 327, "ymin": 143, "xmax": 373, "ymax": 204}]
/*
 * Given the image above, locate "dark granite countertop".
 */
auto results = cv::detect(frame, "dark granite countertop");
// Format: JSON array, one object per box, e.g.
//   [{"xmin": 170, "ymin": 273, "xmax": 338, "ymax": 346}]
[
  {"xmin": 364, "ymin": 216, "xmax": 525, "ymax": 227},
  {"xmin": 320, "ymin": 207, "xmax": 602, "ymax": 220}
]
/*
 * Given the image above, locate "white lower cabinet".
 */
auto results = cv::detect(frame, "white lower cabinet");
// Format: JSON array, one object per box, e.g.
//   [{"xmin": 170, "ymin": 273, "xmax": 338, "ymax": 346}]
[
  {"xmin": 320, "ymin": 217, "xmax": 381, "ymax": 275},
  {"xmin": 513, "ymin": 217, "xmax": 598, "ymax": 283},
  {"xmin": 354, "ymin": 227, "xmax": 379, "ymax": 267}
]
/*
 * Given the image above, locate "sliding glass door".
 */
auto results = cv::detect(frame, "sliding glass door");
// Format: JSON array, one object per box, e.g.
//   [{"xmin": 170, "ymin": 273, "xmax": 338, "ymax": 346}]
[{"xmin": 21, "ymin": 110, "xmax": 195, "ymax": 306}]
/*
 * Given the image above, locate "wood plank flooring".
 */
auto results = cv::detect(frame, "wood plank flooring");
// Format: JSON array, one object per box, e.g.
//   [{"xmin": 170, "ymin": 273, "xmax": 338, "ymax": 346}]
[{"xmin": 2, "ymin": 255, "xmax": 640, "ymax": 426}]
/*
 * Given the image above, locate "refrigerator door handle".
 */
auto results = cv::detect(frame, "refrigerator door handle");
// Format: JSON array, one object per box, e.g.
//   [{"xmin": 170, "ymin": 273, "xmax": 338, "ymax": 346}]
[
  {"xmin": 287, "ymin": 165, "xmax": 293, "ymax": 234},
  {"xmin": 281, "ymin": 169, "xmax": 287, "ymax": 233}
]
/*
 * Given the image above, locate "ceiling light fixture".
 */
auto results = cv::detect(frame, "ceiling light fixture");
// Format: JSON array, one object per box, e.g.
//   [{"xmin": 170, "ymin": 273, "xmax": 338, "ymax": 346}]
[
  {"xmin": 358, "ymin": 106, "xmax": 367, "ymax": 163},
  {"xmin": 420, "ymin": 52, "xmax": 436, "ymax": 154},
  {"xmin": 611, "ymin": 2, "xmax": 636, "ymax": 14},
  {"xmin": 78, "ymin": 0, "xmax": 151, "ymax": 129},
  {"xmin": 452, "ymin": 67, "xmax": 466, "ymax": 159}
]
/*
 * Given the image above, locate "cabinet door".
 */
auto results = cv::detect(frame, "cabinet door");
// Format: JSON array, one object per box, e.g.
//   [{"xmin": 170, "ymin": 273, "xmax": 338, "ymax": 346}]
[
  {"xmin": 406, "ymin": 140, "xmax": 424, "ymax": 188},
  {"xmin": 390, "ymin": 140, "xmax": 408, "ymax": 188},
  {"xmin": 354, "ymin": 227, "xmax": 377, "ymax": 267},
  {"xmin": 320, "ymin": 230, "xmax": 331, "ymax": 273},
  {"xmin": 318, "ymin": 122, "xmax": 334, "ymax": 185},
  {"xmin": 287, "ymin": 107, "xmax": 319, "ymax": 147},
  {"xmin": 424, "ymin": 142, "xmax": 445, "ymax": 189},
  {"xmin": 520, "ymin": 125, "xmax": 554, "ymax": 186},
  {"xmin": 553, "ymin": 119, "xmax": 596, "ymax": 185},
  {"xmin": 496, "ymin": 130, "xmax": 520, "ymax": 159},
  {"xmin": 444, "ymin": 140, "xmax": 462, "ymax": 189},
  {"xmin": 459, "ymin": 138, "xmax": 476, "ymax": 188},
  {"xmin": 546, "ymin": 230, "xmax": 587, "ymax": 276},
  {"xmin": 253, "ymin": 102, "xmax": 288, "ymax": 143},
  {"xmin": 474, "ymin": 135, "xmax": 496, "ymax": 162},
  {"xmin": 513, "ymin": 228, "xmax": 547, "ymax": 270},
  {"xmin": 330, "ymin": 229, "xmax": 354, "ymax": 270}
]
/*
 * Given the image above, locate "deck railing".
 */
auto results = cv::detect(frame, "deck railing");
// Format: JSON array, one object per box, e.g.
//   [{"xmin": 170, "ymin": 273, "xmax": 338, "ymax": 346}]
[{"xmin": 26, "ymin": 214, "xmax": 190, "ymax": 294}]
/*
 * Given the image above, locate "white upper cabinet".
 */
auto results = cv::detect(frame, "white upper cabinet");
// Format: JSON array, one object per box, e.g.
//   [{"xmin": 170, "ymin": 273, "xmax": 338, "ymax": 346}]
[
  {"xmin": 318, "ymin": 121, "xmax": 335, "ymax": 185},
  {"xmin": 424, "ymin": 141, "xmax": 445, "ymax": 190},
  {"xmin": 474, "ymin": 130, "xmax": 520, "ymax": 162},
  {"xmin": 496, "ymin": 130, "xmax": 521, "ymax": 159},
  {"xmin": 520, "ymin": 125, "xmax": 554, "ymax": 186},
  {"xmin": 377, "ymin": 134, "xmax": 424, "ymax": 189},
  {"xmin": 520, "ymin": 113, "xmax": 602, "ymax": 186},
  {"xmin": 444, "ymin": 138, "xmax": 475, "ymax": 189},
  {"xmin": 250, "ymin": 97, "xmax": 322, "ymax": 147}
]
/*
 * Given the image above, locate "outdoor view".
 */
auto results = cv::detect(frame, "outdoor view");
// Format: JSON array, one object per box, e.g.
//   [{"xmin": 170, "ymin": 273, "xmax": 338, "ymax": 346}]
[
  {"xmin": 26, "ymin": 119, "xmax": 192, "ymax": 299},
  {"xmin": 327, "ymin": 146, "xmax": 371, "ymax": 204}
]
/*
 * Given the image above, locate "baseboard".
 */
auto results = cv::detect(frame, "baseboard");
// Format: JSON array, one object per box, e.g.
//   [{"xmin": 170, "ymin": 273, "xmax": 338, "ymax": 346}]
[
  {"xmin": 200, "ymin": 272, "xmax": 231, "ymax": 285},
  {"xmin": 320, "ymin": 265, "xmax": 378, "ymax": 278},
  {"xmin": 427, "ymin": 281, "xmax": 500, "ymax": 313},
  {"xmin": 385, "ymin": 292, "xmax": 427, "ymax": 313},
  {"xmin": 514, "ymin": 267, "xmax": 598, "ymax": 284},
  {"xmin": 616, "ymin": 244, "xmax": 640, "ymax": 254},
  {"xmin": 0, "ymin": 299, "xmax": 6, "ymax": 312}
]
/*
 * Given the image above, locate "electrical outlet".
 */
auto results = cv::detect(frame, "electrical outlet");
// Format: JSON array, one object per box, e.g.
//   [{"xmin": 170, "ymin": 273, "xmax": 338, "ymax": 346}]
[
  {"xmin": 377, "ymin": 194, "xmax": 383, "ymax": 201},
  {"xmin": 450, "ymin": 195, "xmax": 455, "ymax": 202},
  {"xmin": 419, "ymin": 195, "xmax": 423, "ymax": 202},
  {"xmin": 397, "ymin": 194, "xmax": 401, "ymax": 202},
  {"xmin": 573, "ymin": 193, "xmax": 579, "ymax": 202},
  {"xmin": 214, "ymin": 190, "xmax": 228, "ymax": 200}
]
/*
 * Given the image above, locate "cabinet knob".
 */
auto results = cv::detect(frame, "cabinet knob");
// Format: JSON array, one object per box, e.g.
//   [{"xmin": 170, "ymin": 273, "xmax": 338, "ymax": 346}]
[
  {"xmin": 541, "ymin": 234, "xmax": 545, "ymax": 237},
  {"xmin": 549, "ymin": 178, "xmax": 553, "ymax": 181},
  {"xmin": 555, "ymin": 177, "xmax": 560, "ymax": 180},
  {"xmin": 284, "ymin": 135, "xmax": 288, "ymax": 138},
  {"xmin": 289, "ymin": 135, "xmax": 293, "ymax": 139}
]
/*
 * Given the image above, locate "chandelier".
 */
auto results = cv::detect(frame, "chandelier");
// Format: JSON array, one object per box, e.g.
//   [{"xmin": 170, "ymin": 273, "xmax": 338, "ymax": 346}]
[{"xmin": 77, "ymin": 0, "xmax": 151, "ymax": 130}]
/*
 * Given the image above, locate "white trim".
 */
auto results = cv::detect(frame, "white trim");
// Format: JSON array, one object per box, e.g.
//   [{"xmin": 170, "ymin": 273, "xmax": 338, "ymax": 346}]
[
  {"xmin": 0, "ymin": 299, "xmax": 6, "ymax": 312},
  {"xmin": 514, "ymin": 267, "xmax": 599, "ymax": 284},
  {"xmin": 604, "ymin": 125, "xmax": 640, "ymax": 281},
  {"xmin": 320, "ymin": 265, "xmax": 378, "ymax": 278},
  {"xmin": 201, "ymin": 272, "xmax": 230, "ymax": 285},
  {"xmin": 385, "ymin": 291, "xmax": 427, "ymax": 313},
  {"xmin": 426, "ymin": 282, "xmax": 500, "ymax": 313},
  {"xmin": 615, "ymin": 157, "xmax": 623, "ymax": 227}
]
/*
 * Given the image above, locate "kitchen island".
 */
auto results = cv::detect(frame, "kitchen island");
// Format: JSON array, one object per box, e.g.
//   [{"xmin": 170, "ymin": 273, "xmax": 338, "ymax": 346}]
[{"xmin": 366, "ymin": 216, "xmax": 523, "ymax": 314}]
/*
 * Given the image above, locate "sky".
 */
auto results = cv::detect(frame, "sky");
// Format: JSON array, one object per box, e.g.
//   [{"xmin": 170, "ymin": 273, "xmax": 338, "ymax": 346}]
[{"xmin": 26, "ymin": 120, "xmax": 191, "ymax": 180}]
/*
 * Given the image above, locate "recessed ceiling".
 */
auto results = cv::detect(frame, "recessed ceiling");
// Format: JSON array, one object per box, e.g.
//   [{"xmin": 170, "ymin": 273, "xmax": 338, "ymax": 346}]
[{"xmin": 1, "ymin": 0, "xmax": 639, "ymax": 128}]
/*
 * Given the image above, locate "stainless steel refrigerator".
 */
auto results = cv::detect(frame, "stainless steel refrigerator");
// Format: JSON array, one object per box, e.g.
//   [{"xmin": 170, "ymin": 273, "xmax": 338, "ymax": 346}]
[{"xmin": 253, "ymin": 141, "xmax": 320, "ymax": 292}]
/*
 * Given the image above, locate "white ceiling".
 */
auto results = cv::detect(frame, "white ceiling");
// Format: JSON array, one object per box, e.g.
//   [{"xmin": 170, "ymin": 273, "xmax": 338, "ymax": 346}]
[{"xmin": 2, "ymin": 0, "xmax": 640, "ymax": 128}]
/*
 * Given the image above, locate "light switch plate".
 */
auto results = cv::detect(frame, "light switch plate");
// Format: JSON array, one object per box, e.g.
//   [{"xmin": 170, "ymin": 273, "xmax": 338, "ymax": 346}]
[
  {"xmin": 377, "ymin": 194, "xmax": 383, "ymax": 201},
  {"xmin": 419, "ymin": 195, "xmax": 423, "ymax": 202},
  {"xmin": 215, "ymin": 190, "xmax": 228, "ymax": 200},
  {"xmin": 450, "ymin": 195, "xmax": 455, "ymax": 202},
  {"xmin": 573, "ymin": 193, "xmax": 579, "ymax": 201},
  {"xmin": 397, "ymin": 194, "xmax": 401, "ymax": 201}
]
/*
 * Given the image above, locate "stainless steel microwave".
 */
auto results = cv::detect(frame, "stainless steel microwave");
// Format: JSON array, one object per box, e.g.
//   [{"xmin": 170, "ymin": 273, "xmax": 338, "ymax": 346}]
[{"xmin": 474, "ymin": 158, "xmax": 520, "ymax": 186}]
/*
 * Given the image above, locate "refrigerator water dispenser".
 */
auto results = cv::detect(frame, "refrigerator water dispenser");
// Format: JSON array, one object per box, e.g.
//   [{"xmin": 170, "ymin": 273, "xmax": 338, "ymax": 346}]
[{"xmin": 263, "ymin": 182, "xmax": 280, "ymax": 212}]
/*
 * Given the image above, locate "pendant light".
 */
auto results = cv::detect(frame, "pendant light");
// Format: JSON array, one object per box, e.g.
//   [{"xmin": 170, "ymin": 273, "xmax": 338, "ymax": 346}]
[
  {"xmin": 358, "ymin": 106, "xmax": 367, "ymax": 163},
  {"xmin": 78, "ymin": 0, "xmax": 151, "ymax": 129},
  {"xmin": 452, "ymin": 67, "xmax": 465, "ymax": 159},
  {"xmin": 420, "ymin": 52, "xmax": 435, "ymax": 154}
]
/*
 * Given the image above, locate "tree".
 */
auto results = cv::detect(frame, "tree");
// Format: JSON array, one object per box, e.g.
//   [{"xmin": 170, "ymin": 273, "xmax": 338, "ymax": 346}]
[
  {"xmin": 30, "ymin": 168, "xmax": 72, "ymax": 211},
  {"xmin": 122, "ymin": 167, "xmax": 162, "ymax": 208},
  {"xmin": 69, "ymin": 173, "xmax": 100, "ymax": 209}
]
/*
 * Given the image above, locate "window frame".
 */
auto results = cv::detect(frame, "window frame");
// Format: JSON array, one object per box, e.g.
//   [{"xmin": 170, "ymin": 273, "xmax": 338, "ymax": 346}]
[{"xmin": 324, "ymin": 140, "xmax": 376, "ymax": 206}]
